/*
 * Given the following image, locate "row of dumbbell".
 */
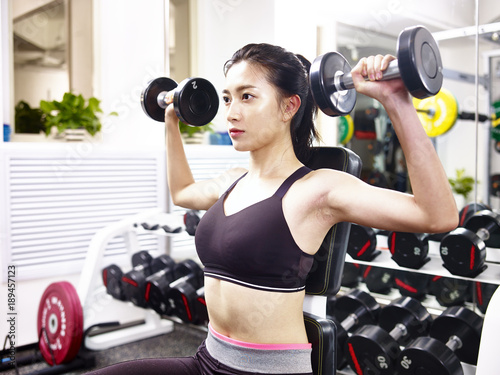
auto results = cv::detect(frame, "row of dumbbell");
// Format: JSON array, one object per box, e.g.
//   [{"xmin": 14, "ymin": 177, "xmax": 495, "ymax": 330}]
[
  {"xmin": 328, "ymin": 288, "xmax": 483, "ymax": 375},
  {"xmin": 102, "ymin": 250, "xmax": 207, "ymax": 325},
  {"xmin": 347, "ymin": 202, "xmax": 499, "ymax": 278},
  {"xmin": 342, "ymin": 263, "xmax": 499, "ymax": 313}
]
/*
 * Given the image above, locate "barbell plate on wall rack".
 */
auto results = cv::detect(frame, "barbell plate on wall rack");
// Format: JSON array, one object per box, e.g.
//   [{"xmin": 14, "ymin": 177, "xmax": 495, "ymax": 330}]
[
  {"xmin": 397, "ymin": 26, "xmax": 443, "ymax": 99},
  {"xmin": 141, "ymin": 77, "xmax": 178, "ymax": 122},
  {"xmin": 309, "ymin": 51, "xmax": 357, "ymax": 117},
  {"xmin": 37, "ymin": 281, "xmax": 84, "ymax": 365},
  {"xmin": 338, "ymin": 115, "xmax": 354, "ymax": 144},
  {"xmin": 413, "ymin": 88, "xmax": 458, "ymax": 137}
]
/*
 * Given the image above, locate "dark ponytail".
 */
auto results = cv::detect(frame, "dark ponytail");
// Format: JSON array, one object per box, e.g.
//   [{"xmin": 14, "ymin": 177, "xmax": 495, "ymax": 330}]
[{"xmin": 224, "ymin": 44, "xmax": 319, "ymax": 163}]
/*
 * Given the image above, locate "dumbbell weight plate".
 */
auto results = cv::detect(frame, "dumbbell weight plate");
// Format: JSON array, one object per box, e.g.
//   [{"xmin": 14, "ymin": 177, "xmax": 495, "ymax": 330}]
[
  {"xmin": 347, "ymin": 224, "xmax": 380, "ymax": 261},
  {"xmin": 363, "ymin": 266, "xmax": 394, "ymax": 295},
  {"xmin": 430, "ymin": 306, "xmax": 482, "ymax": 365},
  {"xmin": 309, "ymin": 51, "xmax": 357, "ymax": 116},
  {"xmin": 141, "ymin": 77, "xmax": 178, "ymax": 122},
  {"xmin": 430, "ymin": 276, "xmax": 471, "ymax": 307},
  {"xmin": 102, "ymin": 264, "xmax": 125, "ymax": 300},
  {"xmin": 394, "ymin": 271, "xmax": 430, "ymax": 300},
  {"xmin": 440, "ymin": 228, "xmax": 487, "ymax": 278},
  {"xmin": 397, "ymin": 25, "xmax": 443, "ymax": 99},
  {"xmin": 388, "ymin": 232, "xmax": 430, "ymax": 269},
  {"xmin": 397, "ymin": 336, "xmax": 463, "ymax": 375},
  {"xmin": 37, "ymin": 282, "xmax": 84, "ymax": 365},
  {"xmin": 173, "ymin": 78, "xmax": 219, "ymax": 126}
]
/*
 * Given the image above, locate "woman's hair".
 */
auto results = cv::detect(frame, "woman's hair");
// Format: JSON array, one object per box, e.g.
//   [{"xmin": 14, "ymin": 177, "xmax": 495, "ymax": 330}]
[{"xmin": 223, "ymin": 43, "xmax": 319, "ymax": 163}]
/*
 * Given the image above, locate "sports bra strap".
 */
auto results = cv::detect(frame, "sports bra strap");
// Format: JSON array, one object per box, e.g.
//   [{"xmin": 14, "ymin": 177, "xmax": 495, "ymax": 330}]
[{"xmin": 275, "ymin": 166, "xmax": 312, "ymax": 198}]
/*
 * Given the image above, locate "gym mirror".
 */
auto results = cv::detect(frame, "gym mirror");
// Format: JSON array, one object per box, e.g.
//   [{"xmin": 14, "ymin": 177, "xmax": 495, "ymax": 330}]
[{"xmin": 12, "ymin": 0, "xmax": 69, "ymax": 135}]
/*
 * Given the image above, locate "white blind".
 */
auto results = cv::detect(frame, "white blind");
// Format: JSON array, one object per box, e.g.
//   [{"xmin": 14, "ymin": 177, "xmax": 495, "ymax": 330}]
[{"xmin": 2, "ymin": 148, "xmax": 166, "ymax": 281}]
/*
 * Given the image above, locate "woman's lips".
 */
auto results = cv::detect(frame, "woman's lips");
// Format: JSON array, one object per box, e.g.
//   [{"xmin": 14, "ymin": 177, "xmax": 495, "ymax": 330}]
[{"xmin": 229, "ymin": 128, "xmax": 244, "ymax": 137}]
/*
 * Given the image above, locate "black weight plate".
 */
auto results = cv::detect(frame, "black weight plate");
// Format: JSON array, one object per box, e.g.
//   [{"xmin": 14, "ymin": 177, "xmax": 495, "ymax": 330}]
[
  {"xmin": 310, "ymin": 52, "xmax": 356, "ymax": 117},
  {"xmin": 397, "ymin": 336, "xmax": 462, "ymax": 375},
  {"xmin": 397, "ymin": 26, "xmax": 443, "ymax": 99},
  {"xmin": 167, "ymin": 283, "xmax": 198, "ymax": 323},
  {"xmin": 145, "ymin": 274, "xmax": 173, "ymax": 316},
  {"xmin": 430, "ymin": 306, "xmax": 482, "ymax": 365},
  {"xmin": 346, "ymin": 325, "xmax": 400, "ymax": 375},
  {"xmin": 430, "ymin": 276, "xmax": 471, "ymax": 307},
  {"xmin": 141, "ymin": 77, "xmax": 178, "ymax": 122},
  {"xmin": 440, "ymin": 228, "xmax": 486, "ymax": 277},
  {"xmin": 363, "ymin": 266, "xmax": 394, "ymax": 294},
  {"xmin": 464, "ymin": 209, "xmax": 500, "ymax": 248},
  {"xmin": 379, "ymin": 296, "xmax": 432, "ymax": 346},
  {"xmin": 458, "ymin": 202, "xmax": 490, "ymax": 226},
  {"xmin": 394, "ymin": 271, "xmax": 429, "ymax": 300},
  {"xmin": 174, "ymin": 78, "xmax": 219, "ymax": 126},
  {"xmin": 341, "ymin": 263, "xmax": 361, "ymax": 288},
  {"xmin": 333, "ymin": 289, "xmax": 380, "ymax": 326},
  {"xmin": 347, "ymin": 224, "xmax": 379, "ymax": 261},
  {"xmin": 388, "ymin": 232, "xmax": 429, "ymax": 269},
  {"xmin": 102, "ymin": 265, "xmax": 125, "ymax": 300}
]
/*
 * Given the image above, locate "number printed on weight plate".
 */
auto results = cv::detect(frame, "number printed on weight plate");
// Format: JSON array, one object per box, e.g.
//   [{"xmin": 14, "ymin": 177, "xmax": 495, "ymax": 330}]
[{"xmin": 192, "ymin": 81, "xmax": 198, "ymax": 90}]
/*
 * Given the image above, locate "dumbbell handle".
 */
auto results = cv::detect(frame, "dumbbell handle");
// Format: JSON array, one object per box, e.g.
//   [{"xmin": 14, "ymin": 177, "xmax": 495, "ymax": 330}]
[
  {"xmin": 446, "ymin": 335, "xmax": 463, "ymax": 352},
  {"xmin": 389, "ymin": 323, "xmax": 408, "ymax": 342},
  {"xmin": 336, "ymin": 60, "xmax": 400, "ymax": 91},
  {"xmin": 157, "ymin": 91, "xmax": 174, "ymax": 110},
  {"xmin": 340, "ymin": 313, "xmax": 359, "ymax": 331}
]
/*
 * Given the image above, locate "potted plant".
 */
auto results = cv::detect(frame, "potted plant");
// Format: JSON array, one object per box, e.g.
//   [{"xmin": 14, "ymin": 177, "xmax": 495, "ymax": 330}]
[
  {"xmin": 448, "ymin": 168, "xmax": 476, "ymax": 208},
  {"xmin": 179, "ymin": 120, "xmax": 214, "ymax": 144},
  {"xmin": 40, "ymin": 92, "xmax": 117, "ymax": 140},
  {"xmin": 14, "ymin": 100, "xmax": 45, "ymax": 134}
]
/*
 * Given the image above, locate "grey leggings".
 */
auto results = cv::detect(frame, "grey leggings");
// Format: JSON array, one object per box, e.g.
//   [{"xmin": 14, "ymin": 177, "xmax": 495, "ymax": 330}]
[{"xmin": 85, "ymin": 330, "xmax": 313, "ymax": 375}]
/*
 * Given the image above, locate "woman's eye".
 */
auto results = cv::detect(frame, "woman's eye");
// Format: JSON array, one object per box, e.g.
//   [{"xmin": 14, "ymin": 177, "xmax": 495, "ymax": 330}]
[
  {"xmin": 222, "ymin": 96, "xmax": 231, "ymax": 104},
  {"xmin": 242, "ymin": 93, "xmax": 253, "ymax": 100}
]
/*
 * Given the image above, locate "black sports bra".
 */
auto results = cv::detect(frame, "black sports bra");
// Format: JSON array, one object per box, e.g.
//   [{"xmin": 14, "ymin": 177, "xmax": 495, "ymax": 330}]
[{"xmin": 194, "ymin": 167, "xmax": 314, "ymax": 293}]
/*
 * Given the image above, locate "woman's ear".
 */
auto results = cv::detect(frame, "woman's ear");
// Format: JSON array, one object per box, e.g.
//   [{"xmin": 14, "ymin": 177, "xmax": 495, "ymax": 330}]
[{"xmin": 283, "ymin": 94, "xmax": 301, "ymax": 122}]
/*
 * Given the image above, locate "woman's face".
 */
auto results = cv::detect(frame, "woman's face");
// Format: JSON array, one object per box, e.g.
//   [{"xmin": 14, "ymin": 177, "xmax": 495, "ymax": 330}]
[{"xmin": 223, "ymin": 61, "xmax": 289, "ymax": 152}]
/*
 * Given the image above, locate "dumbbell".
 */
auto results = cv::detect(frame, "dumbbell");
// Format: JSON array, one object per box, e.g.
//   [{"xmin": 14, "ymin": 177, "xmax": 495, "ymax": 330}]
[
  {"xmin": 362, "ymin": 265, "xmax": 395, "ymax": 295},
  {"xmin": 387, "ymin": 231, "xmax": 431, "ymax": 269},
  {"xmin": 394, "ymin": 270, "xmax": 430, "ymax": 300},
  {"xmin": 165, "ymin": 260, "xmax": 205, "ymax": 324},
  {"xmin": 184, "ymin": 210, "xmax": 201, "ymax": 236},
  {"xmin": 145, "ymin": 259, "xmax": 203, "ymax": 318},
  {"xmin": 346, "ymin": 224, "xmax": 381, "ymax": 261},
  {"xmin": 429, "ymin": 276, "xmax": 471, "ymax": 307},
  {"xmin": 310, "ymin": 25, "xmax": 442, "ymax": 117},
  {"xmin": 122, "ymin": 254, "xmax": 177, "ymax": 307},
  {"xmin": 346, "ymin": 296, "xmax": 433, "ymax": 375},
  {"xmin": 440, "ymin": 209, "xmax": 500, "ymax": 277},
  {"xmin": 397, "ymin": 306, "xmax": 483, "ymax": 375},
  {"xmin": 341, "ymin": 263, "xmax": 362, "ymax": 288},
  {"xmin": 141, "ymin": 77, "xmax": 219, "ymax": 126},
  {"xmin": 326, "ymin": 289, "xmax": 380, "ymax": 369},
  {"xmin": 102, "ymin": 250, "xmax": 153, "ymax": 301}
]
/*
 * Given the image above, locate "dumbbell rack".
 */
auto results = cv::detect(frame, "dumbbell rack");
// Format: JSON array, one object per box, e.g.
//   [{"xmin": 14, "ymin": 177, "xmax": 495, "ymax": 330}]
[
  {"xmin": 338, "ymin": 234, "xmax": 500, "ymax": 375},
  {"xmin": 78, "ymin": 208, "xmax": 191, "ymax": 351}
]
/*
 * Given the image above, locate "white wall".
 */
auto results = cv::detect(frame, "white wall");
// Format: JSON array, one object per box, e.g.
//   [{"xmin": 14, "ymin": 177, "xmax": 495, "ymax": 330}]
[{"xmin": 93, "ymin": 0, "xmax": 167, "ymax": 149}]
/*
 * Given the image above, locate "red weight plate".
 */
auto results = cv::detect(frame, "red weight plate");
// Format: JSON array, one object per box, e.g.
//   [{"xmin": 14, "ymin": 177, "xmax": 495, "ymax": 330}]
[{"xmin": 37, "ymin": 281, "xmax": 84, "ymax": 365}]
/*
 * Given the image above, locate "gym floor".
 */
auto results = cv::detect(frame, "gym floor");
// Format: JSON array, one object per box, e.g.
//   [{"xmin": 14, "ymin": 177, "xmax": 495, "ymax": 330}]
[{"xmin": 4, "ymin": 323, "xmax": 207, "ymax": 375}]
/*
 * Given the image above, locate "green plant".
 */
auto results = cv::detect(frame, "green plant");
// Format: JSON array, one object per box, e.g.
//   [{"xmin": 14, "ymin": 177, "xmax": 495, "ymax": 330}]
[
  {"xmin": 14, "ymin": 101, "xmax": 44, "ymax": 134},
  {"xmin": 40, "ymin": 92, "xmax": 117, "ymax": 136},
  {"xmin": 448, "ymin": 169, "xmax": 476, "ymax": 200},
  {"xmin": 179, "ymin": 121, "xmax": 214, "ymax": 138}
]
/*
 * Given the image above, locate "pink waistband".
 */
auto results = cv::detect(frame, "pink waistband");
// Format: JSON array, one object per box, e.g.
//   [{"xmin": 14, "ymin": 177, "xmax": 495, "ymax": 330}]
[{"xmin": 208, "ymin": 324, "xmax": 312, "ymax": 350}]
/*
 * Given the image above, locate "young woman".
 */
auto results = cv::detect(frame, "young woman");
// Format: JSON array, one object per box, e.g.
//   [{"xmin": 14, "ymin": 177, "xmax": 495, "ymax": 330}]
[{"xmin": 88, "ymin": 44, "xmax": 458, "ymax": 375}]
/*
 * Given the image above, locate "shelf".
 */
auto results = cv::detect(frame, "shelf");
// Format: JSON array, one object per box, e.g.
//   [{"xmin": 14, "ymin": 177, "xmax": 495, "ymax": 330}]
[{"xmin": 346, "ymin": 235, "xmax": 500, "ymax": 286}]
